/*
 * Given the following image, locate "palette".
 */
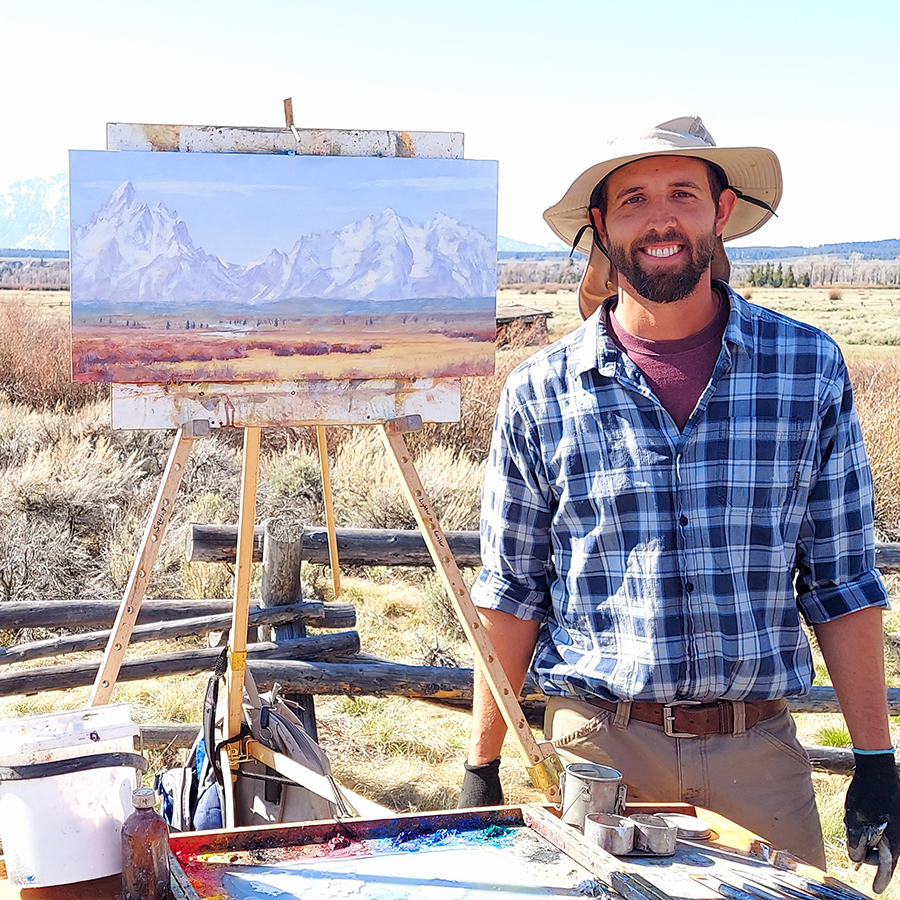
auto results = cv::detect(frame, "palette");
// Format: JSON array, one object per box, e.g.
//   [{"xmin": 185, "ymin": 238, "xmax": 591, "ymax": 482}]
[{"xmin": 166, "ymin": 805, "xmax": 817, "ymax": 900}]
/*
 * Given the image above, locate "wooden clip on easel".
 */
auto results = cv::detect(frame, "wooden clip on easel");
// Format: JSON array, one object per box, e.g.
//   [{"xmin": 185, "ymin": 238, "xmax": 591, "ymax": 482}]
[{"xmin": 86, "ymin": 110, "xmax": 563, "ymax": 816}]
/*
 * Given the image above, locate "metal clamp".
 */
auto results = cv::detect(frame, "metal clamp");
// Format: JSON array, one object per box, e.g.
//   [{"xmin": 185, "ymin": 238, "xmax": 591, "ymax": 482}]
[
  {"xmin": 224, "ymin": 735, "xmax": 255, "ymax": 767},
  {"xmin": 525, "ymin": 752, "xmax": 564, "ymax": 796},
  {"xmin": 663, "ymin": 701, "xmax": 701, "ymax": 738}
]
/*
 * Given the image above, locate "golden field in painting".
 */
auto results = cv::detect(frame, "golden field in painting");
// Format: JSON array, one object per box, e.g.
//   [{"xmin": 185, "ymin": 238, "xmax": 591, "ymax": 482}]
[{"xmin": 72, "ymin": 312, "xmax": 495, "ymax": 383}]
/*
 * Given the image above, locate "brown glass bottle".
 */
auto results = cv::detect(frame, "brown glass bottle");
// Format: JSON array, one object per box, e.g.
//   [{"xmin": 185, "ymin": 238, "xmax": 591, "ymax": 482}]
[{"xmin": 121, "ymin": 787, "xmax": 171, "ymax": 900}]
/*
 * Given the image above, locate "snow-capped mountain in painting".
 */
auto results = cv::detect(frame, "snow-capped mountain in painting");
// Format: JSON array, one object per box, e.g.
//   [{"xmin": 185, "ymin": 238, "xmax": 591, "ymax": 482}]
[{"xmin": 71, "ymin": 182, "xmax": 496, "ymax": 307}]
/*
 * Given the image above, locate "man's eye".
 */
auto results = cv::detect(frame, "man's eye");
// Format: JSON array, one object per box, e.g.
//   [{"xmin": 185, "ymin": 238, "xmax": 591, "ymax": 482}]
[{"xmin": 622, "ymin": 196, "xmax": 643, "ymax": 205}]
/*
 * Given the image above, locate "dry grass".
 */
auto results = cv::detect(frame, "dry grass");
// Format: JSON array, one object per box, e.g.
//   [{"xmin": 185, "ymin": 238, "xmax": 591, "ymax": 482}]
[
  {"xmin": 747, "ymin": 287, "xmax": 900, "ymax": 350},
  {"xmin": 849, "ymin": 360, "xmax": 900, "ymax": 540}
]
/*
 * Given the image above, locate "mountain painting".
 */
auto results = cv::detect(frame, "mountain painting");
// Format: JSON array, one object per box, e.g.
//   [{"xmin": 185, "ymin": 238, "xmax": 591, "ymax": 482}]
[{"xmin": 68, "ymin": 150, "xmax": 498, "ymax": 384}]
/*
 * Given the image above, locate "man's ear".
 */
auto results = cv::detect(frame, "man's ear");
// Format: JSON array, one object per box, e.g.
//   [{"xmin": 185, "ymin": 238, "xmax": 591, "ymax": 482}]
[
  {"xmin": 589, "ymin": 207, "xmax": 607, "ymax": 245},
  {"xmin": 715, "ymin": 188, "xmax": 738, "ymax": 236}
]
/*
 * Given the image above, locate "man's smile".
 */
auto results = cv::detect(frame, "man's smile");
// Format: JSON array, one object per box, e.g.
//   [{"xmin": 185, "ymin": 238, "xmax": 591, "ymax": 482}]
[{"xmin": 641, "ymin": 244, "xmax": 683, "ymax": 259}]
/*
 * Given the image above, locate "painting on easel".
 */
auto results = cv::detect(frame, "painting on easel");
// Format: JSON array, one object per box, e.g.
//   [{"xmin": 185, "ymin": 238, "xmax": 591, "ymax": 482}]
[{"xmin": 69, "ymin": 150, "xmax": 498, "ymax": 384}]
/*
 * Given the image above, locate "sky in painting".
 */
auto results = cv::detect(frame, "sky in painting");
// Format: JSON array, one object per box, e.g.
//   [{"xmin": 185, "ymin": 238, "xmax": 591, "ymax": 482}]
[
  {"xmin": 4, "ymin": 0, "xmax": 898, "ymax": 248},
  {"xmin": 69, "ymin": 151, "xmax": 498, "ymax": 265}
]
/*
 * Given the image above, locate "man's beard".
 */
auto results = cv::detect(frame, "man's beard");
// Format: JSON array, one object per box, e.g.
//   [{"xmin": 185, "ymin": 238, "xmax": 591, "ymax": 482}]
[{"xmin": 607, "ymin": 228, "xmax": 717, "ymax": 303}]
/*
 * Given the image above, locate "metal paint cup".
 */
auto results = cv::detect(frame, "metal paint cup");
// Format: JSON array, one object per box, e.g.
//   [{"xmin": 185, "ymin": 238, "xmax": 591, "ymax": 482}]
[
  {"xmin": 560, "ymin": 763, "xmax": 627, "ymax": 831},
  {"xmin": 630, "ymin": 814, "xmax": 677, "ymax": 855},
  {"xmin": 584, "ymin": 813, "xmax": 634, "ymax": 855}
]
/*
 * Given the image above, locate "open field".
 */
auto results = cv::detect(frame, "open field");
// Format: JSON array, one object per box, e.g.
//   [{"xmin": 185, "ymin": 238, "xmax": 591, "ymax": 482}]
[
  {"xmin": 504, "ymin": 285, "xmax": 900, "ymax": 351},
  {"xmin": 0, "ymin": 287, "xmax": 899, "ymax": 894}
]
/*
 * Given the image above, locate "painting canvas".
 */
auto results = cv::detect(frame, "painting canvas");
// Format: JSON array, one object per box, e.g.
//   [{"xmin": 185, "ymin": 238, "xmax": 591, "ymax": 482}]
[{"xmin": 69, "ymin": 150, "xmax": 498, "ymax": 384}]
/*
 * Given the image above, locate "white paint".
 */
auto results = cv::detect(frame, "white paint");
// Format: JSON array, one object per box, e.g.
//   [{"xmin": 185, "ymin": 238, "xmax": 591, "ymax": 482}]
[
  {"xmin": 223, "ymin": 845, "xmax": 556, "ymax": 900},
  {"xmin": 110, "ymin": 379, "xmax": 461, "ymax": 429},
  {"xmin": 107, "ymin": 124, "xmax": 464, "ymax": 159}
]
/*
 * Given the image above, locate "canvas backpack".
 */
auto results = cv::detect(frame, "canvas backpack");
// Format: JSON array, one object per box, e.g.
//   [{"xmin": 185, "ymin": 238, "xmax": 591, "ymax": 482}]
[{"xmin": 156, "ymin": 650, "xmax": 354, "ymax": 831}]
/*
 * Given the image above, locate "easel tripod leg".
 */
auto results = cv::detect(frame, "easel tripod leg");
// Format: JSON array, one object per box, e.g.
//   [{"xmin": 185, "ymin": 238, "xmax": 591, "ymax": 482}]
[
  {"xmin": 90, "ymin": 428, "xmax": 195, "ymax": 707},
  {"xmin": 377, "ymin": 424, "xmax": 563, "ymax": 804}
]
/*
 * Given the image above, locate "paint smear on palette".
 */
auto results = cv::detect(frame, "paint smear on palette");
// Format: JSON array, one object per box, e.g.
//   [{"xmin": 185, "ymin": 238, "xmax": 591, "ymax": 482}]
[{"xmin": 182, "ymin": 826, "xmax": 595, "ymax": 900}]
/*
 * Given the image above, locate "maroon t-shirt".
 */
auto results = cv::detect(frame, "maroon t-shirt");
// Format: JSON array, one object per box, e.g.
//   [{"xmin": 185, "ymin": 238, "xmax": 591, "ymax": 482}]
[{"xmin": 605, "ymin": 290, "xmax": 729, "ymax": 431}]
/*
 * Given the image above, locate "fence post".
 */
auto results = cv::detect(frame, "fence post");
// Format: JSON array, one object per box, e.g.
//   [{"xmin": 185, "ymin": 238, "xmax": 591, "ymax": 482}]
[{"xmin": 261, "ymin": 517, "xmax": 318, "ymax": 739}]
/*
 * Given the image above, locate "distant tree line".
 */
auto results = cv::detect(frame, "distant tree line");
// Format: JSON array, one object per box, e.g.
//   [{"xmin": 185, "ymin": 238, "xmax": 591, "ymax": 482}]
[
  {"xmin": 0, "ymin": 258, "xmax": 68, "ymax": 289},
  {"xmin": 744, "ymin": 263, "xmax": 812, "ymax": 288},
  {"xmin": 732, "ymin": 253, "xmax": 900, "ymax": 287},
  {"xmin": 497, "ymin": 256, "xmax": 586, "ymax": 287}
]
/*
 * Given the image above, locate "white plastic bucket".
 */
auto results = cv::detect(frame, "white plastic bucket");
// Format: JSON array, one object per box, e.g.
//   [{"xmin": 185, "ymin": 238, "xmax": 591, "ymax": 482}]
[{"xmin": 0, "ymin": 704, "xmax": 142, "ymax": 887}]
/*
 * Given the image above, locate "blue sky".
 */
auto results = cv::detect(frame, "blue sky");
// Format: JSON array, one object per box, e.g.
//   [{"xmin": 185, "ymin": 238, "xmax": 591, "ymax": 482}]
[
  {"xmin": 69, "ymin": 151, "xmax": 498, "ymax": 264},
  {"xmin": 5, "ymin": 0, "xmax": 899, "ymax": 248}
]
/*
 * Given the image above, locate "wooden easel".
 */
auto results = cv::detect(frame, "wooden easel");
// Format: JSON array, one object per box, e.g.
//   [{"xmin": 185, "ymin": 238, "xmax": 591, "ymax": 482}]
[{"xmin": 88, "ymin": 113, "xmax": 563, "ymax": 813}]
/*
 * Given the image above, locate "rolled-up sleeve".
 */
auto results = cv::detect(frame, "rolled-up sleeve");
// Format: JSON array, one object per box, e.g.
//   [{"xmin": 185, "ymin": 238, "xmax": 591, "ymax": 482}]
[
  {"xmin": 794, "ymin": 359, "xmax": 889, "ymax": 622},
  {"xmin": 471, "ymin": 380, "xmax": 555, "ymax": 622}
]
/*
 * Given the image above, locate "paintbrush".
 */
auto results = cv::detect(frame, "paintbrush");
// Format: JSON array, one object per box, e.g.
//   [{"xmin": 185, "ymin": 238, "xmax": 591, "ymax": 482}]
[
  {"xmin": 766, "ymin": 872, "xmax": 872, "ymax": 900},
  {"xmin": 610, "ymin": 870, "xmax": 676, "ymax": 900},
  {"xmin": 691, "ymin": 873, "xmax": 761, "ymax": 900}
]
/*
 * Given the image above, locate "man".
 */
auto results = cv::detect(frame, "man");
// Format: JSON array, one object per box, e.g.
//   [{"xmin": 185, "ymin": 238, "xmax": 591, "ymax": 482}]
[{"xmin": 460, "ymin": 117, "xmax": 900, "ymax": 888}]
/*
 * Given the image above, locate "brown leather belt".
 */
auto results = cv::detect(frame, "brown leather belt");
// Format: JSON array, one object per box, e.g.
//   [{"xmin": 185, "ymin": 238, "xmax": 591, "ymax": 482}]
[{"xmin": 590, "ymin": 697, "xmax": 786, "ymax": 737}]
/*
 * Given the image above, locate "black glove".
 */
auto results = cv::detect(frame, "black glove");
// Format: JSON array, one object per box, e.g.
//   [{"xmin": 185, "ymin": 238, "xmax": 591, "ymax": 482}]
[
  {"xmin": 458, "ymin": 758, "xmax": 504, "ymax": 808},
  {"xmin": 845, "ymin": 751, "xmax": 900, "ymax": 893}
]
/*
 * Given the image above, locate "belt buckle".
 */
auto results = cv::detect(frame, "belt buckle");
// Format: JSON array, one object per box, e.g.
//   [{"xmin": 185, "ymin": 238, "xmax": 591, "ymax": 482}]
[{"xmin": 663, "ymin": 701, "xmax": 702, "ymax": 738}]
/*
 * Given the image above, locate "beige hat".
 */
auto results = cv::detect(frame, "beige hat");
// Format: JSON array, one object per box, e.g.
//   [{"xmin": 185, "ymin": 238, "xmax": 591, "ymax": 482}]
[{"xmin": 543, "ymin": 116, "xmax": 783, "ymax": 318}]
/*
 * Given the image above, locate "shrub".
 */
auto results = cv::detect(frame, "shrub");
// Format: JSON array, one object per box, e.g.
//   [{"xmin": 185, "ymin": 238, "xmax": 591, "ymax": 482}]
[
  {"xmin": 0, "ymin": 304, "xmax": 104, "ymax": 410},
  {"xmin": 848, "ymin": 359, "xmax": 900, "ymax": 540}
]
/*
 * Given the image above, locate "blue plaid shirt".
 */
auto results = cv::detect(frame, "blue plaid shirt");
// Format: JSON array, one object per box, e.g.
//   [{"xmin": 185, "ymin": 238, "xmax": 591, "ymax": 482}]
[{"xmin": 472, "ymin": 285, "xmax": 888, "ymax": 703}]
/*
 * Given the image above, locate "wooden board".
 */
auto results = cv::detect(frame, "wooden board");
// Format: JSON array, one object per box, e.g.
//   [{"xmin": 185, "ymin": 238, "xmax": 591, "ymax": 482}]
[
  {"xmin": 109, "ymin": 378, "xmax": 461, "ymax": 429},
  {"xmin": 107, "ymin": 123, "xmax": 464, "ymax": 158}
]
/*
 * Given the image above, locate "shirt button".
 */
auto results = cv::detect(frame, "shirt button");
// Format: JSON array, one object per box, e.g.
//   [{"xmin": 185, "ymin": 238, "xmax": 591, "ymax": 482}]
[
  {"xmin": 685, "ymin": 582, "xmax": 695, "ymax": 593},
  {"xmin": 679, "ymin": 515, "xmax": 688, "ymax": 527}
]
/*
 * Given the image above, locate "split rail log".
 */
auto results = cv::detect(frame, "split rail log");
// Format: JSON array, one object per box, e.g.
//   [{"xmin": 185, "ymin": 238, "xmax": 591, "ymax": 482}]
[
  {"xmin": 187, "ymin": 525, "xmax": 482, "ymax": 567},
  {"xmin": 0, "ymin": 632, "xmax": 360, "ymax": 698},
  {"xmin": 876, "ymin": 544, "xmax": 900, "ymax": 573},
  {"xmin": 187, "ymin": 525, "xmax": 900, "ymax": 575},
  {"xmin": 131, "ymin": 724, "xmax": 864, "ymax": 777},
  {"xmin": 0, "ymin": 598, "xmax": 355, "ymax": 632},
  {"xmin": 0, "ymin": 603, "xmax": 329, "ymax": 666},
  {"xmin": 245, "ymin": 663, "xmax": 900, "ymax": 717}
]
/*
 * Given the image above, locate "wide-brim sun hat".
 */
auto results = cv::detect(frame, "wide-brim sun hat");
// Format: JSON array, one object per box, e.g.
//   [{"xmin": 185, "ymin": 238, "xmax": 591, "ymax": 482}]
[{"xmin": 543, "ymin": 116, "xmax": 783, "ymax": 318}]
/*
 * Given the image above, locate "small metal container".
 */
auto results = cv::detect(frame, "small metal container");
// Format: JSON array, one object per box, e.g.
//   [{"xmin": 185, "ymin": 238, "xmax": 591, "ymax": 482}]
[
  {"xmin": 584, "ymin": 813, "xmax": 634, "ymax": 855},
  {"xmin": 630, "ymin": 813, "xmax": 677, "ymax": 855},
  {"xmin": 560, "ymin": 763, "xmax": 627, "ymax": 831}
]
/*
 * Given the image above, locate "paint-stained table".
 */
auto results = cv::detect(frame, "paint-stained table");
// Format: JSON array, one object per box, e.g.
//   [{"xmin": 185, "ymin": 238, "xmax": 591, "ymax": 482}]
[{"xmin": 0, "ymin": 804, "xmax": 830, "ymax": 900}]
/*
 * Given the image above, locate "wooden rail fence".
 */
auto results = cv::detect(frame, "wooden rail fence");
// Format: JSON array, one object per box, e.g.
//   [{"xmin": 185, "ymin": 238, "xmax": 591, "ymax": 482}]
[{"xmin": 1, "ymin": 521, "xmax": 898, "ymax": 777}]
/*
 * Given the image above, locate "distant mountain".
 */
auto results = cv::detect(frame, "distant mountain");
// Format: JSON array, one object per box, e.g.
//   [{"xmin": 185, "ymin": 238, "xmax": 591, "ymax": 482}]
[
  {"xmin": 728, "ymin": 239, "xmax": 900, "ymax": 262},
  {"xmin": 498, "ymin": 236, "xmax": 568, "ymax": 252},
  {"xmin": 0, "ymin": 174, "xmax": 68, "ymax": 250},
  {"xmin": 71, "ymin": 181, "xmax": 496, "ymax": 307}
]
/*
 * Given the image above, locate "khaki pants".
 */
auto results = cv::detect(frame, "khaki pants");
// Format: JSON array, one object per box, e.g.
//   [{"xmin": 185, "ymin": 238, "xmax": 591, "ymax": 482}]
[{"xmin": 545, "ymin": 696, "xmax": 825, "ymax": 869}]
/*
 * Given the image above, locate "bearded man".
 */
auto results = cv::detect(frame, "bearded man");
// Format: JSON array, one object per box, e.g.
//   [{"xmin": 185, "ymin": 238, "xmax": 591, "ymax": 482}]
[{"xmin": 460, "ymin": 117, "xmax": 900, "ymax": 889}]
